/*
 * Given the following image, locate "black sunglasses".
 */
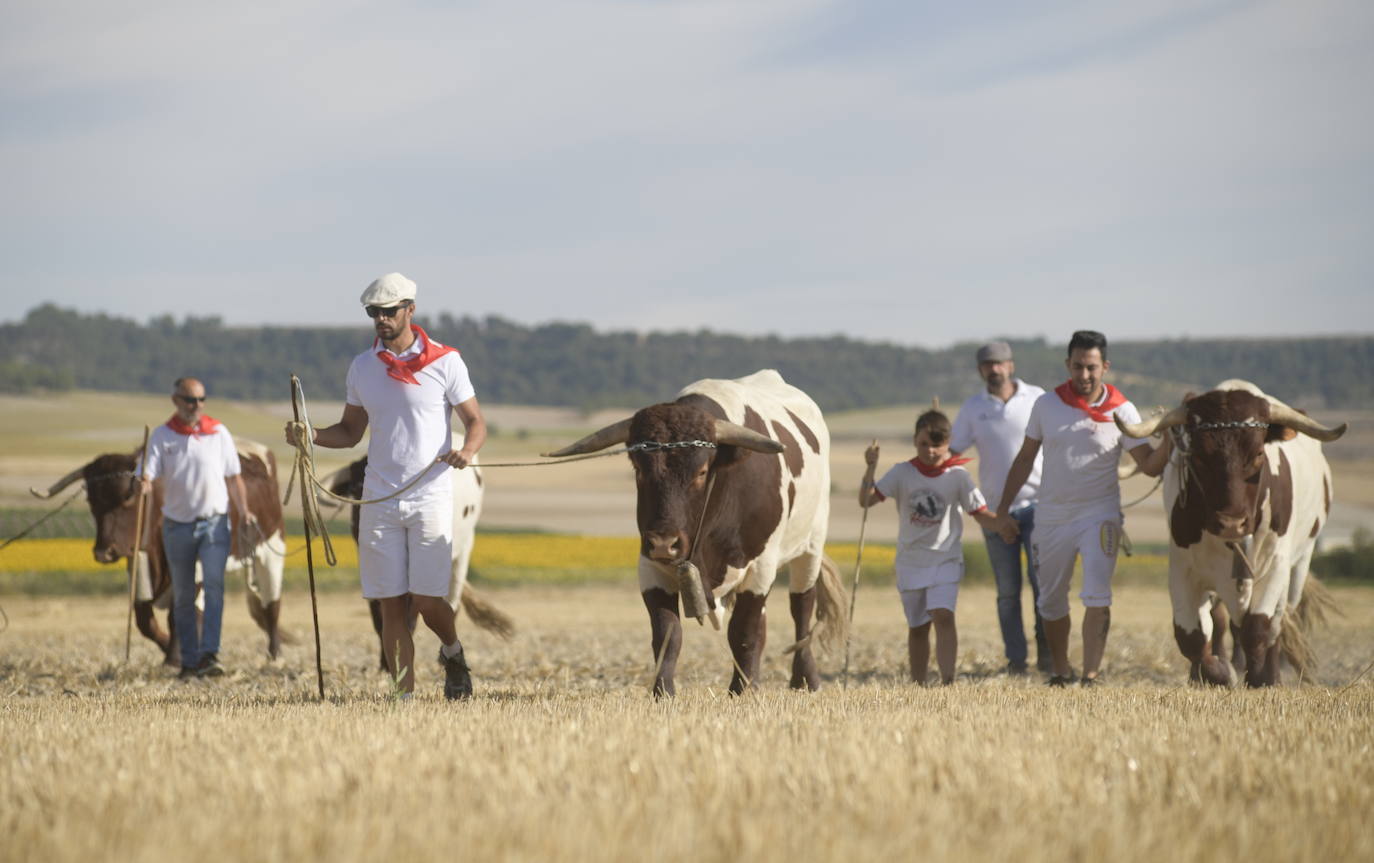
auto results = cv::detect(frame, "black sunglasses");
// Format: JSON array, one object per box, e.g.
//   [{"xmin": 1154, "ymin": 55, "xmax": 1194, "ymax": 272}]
[
  {"xmin": 176, "ymin": 395, "xmax": 207, "ymax": 404},
  {"xmin": 365, "ymin": 302, "xmax": 412, "ymax": 319}
]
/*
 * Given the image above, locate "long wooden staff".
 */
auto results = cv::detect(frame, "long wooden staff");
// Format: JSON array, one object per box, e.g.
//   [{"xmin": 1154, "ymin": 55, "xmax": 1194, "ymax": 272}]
[
  {"xmin": 126, "ymin": 425, "xmax": 151, "ymax": 663},
  {"xmin": 841, "ymin": 439, "xmax": 877, "ymax": 690},
  {"xmin": 292, "ymin": 374, "xmax": 326, "ymax": 699}
]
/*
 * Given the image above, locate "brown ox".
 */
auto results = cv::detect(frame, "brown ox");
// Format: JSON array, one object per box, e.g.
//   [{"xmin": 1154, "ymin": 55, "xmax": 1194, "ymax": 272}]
[
  {"xmin": 324, "ymin": 455, "xmax": 512, "ymax": 671},
  {"xmin": 1117, "ymin": 380, "xmax": 1346, "ymax": 687},
  {"xmin": 32, "ymin": 439, "xmax": 290, "ymax": 665},
  {"xmin": 547, "ymin": 370, "xmax": 846, "ymax": 696}
]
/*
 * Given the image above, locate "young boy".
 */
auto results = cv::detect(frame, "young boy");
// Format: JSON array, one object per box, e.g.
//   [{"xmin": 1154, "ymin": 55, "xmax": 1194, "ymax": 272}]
[{"xmin": 860, "ymin": 406, "xmax": 998, "ymax": 685}]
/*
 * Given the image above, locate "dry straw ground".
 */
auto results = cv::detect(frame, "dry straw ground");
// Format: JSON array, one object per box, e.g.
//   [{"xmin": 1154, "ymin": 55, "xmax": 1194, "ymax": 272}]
[{"xmin": 3, "ymin": 584, "xmax": 1373, "ymax": 863}]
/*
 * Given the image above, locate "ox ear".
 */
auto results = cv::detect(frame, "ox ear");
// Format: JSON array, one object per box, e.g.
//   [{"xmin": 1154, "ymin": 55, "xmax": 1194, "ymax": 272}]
[
  {"xmin": 714, "ymin": 421, "xmax": 784, "ymax": 454},
  {"xmin": 543, "ymin": 418, "xmax": 633, "ymax": 458}
]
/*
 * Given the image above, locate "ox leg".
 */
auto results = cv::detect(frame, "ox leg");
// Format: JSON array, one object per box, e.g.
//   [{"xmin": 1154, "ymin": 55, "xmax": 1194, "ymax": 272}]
[
  {"xmin": 643, "ymin": 588, "xmax": 683, "ymax": 697},
  {"xmin": 133, "ymin": 600, "xmax": 175, "ymax": 664},
  {"xmin": 263, "ymin": 601, "xmax": 282, "ymax": 659},
  {"xmin": 727, "ymin": 591, "xmax": 767, "ymax": 695},
  {"xmin": 369, "ymin": 600, "xmax": 388, "ymax": 671},
  {"xmin": 1208, "ymin": 600, "xmax": 1230, "ymax": 662},
  {"xmin": 1240, "ymin": 613, "xmax": 1277, "ymax": 688},
  {"xmin": 1174, "ymin": 625, "xmax": 1231, "ymax": 686},
  {"xmin": 788, "ymin": 588, "xmax": 820, "ymax": 691}
]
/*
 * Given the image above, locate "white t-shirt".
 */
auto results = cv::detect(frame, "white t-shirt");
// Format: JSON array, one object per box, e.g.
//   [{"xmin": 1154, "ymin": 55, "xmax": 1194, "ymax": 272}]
[
  {"xmin": 345, "ymin": 331, "xmax": 476, "ymax": 501},
  {"xmin": 1023, "ymin": 387, "xmax": 1149, "ymax": 526},
  {"xmin": 142, "ymin": 422, "xmax": 241, "ymax": 522},
  {"xmin": 874, "ymin": 460, "xmax": 987, "ymax": 586},
  {"xmin": 950, "ymin": 379, "xmax": 1045, "ymax": 513}
]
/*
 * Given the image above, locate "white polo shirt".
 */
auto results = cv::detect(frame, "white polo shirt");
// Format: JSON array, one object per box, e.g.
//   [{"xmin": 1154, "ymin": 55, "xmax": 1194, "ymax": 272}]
[
  {"xmin": 874, "ymin": 460, "xmax": 988, "ymax": 584},
  {"xmin": 950, "ymin": 379, "xmax": 1044, "ymax": 514},
  {"xmin": 142, "ymin": 423, "xmax": 240, "ymax": 522},
  {"xmin": 345, "ymin": 331, "xmax": 475, "ymax": 501},
  {"xmin": 1024, "ymin": 388, "xmax": 1149, "ymax": 526}
]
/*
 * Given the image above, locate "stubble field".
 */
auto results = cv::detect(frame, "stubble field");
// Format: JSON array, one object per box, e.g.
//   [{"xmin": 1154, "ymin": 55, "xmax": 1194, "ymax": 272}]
[{"xmin": 3, "ymin": 391, "xmax": 1374, "ymax": 862}]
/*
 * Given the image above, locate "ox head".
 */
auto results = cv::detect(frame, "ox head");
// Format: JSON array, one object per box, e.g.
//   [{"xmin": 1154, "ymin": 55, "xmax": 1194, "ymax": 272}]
[
  {"xmin": 546, "ymin": 404, "xmax": 783, "ymax": 563},
  {"xmin": 31, "ymin": 453, "xmax": 145, "ymax": 564},
  {"xmin": 1117, "ymin": 389, "xmax": 1346, "ymax": 540}
]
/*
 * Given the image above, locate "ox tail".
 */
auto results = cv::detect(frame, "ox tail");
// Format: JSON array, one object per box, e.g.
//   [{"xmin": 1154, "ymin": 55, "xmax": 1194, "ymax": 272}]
[
  {"xmin": 245, "ymin": 590, "xmax": 300, "ymax": 646},
  {"xmin": 460, "ymin": 585, "xmax": 516, "ymax": 640},
  {"xmin": 785, "ymin": 556, "xmax": 849, "ymax": 656},
  {"xmin": 1277, "ymin": 577, "xmax": 1339, "ymax": 680}
]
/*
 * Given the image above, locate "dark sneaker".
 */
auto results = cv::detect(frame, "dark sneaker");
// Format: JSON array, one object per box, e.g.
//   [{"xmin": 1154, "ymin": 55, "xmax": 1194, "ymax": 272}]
[
  {"xmin": 439, "ymin": 645, "xmax": 472, "ymax": 700},
  {"xmin": 196, "ymin": 653, "xmax": 225, "ymax": 678},
  {"xmin": 178, "ymin": 666, "xmax": 198, "ymax": 681},
  {"xmin": 1007, "ymin": 662, "xmax": 1030, "ymax": 676},
  {"xmin": 1080, "ymin": 675, "xmax": 1101, "ymax": 688},
  {"xmin": 1047, "ymin": 674, "xmax": 1078, "ymax": 687}
]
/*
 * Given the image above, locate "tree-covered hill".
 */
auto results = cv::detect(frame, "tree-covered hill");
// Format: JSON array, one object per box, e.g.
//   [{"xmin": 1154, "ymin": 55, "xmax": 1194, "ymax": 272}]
[{"xmin": 2, "ymin": 304, "xmax": 1369, "ymax": 411}]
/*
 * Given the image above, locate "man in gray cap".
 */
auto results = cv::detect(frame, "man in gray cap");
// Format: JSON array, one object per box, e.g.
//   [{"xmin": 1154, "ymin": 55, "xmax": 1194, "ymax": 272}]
[
  {"xmin": 949, "ymin": 341, "xmax": 1049, "ymax": 674},
  {"xmin": 286, "ymin": 272, "xmax": 488, "ymax": 699}
]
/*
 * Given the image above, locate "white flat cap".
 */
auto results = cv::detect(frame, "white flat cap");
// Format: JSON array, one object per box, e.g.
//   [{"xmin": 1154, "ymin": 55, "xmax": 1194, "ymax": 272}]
[{"xmin": 360, "ymin": 273, "xmax": 417, "ymax": 307}]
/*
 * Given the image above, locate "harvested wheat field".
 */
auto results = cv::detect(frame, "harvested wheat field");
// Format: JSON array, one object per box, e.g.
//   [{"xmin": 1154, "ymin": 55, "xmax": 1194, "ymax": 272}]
[{"xmin": 3, "ymin": 582, "xmax": 1373, "ymax": 863}]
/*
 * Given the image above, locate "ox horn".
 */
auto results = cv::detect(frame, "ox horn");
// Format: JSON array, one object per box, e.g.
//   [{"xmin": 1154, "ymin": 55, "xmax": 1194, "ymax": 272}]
[
  {"xmin": 1265, "ymin": 401, "xmax": 1348, "ymax": 442},
  {"xmin": 1115, "ymin": 405, "xmax": 1189, "ymax": 440},
  {"xmin": 543, "ymin": 418, "xmax": 634, "ymax": 458},
  {"xmin": 714, "ymin": 420, "xmax": 785, "ymax": 454},
  {"xmin": 30, "ymin": 465, "xmax": 86, "ymax": 500}
]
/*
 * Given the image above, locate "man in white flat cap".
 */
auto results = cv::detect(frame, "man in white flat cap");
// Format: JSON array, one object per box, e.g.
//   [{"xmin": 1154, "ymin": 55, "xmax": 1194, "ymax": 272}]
[
  {"xmin": 286, "ymin": 272, "xmax": 487, "ymax": 699},
  {"xmin": 950, "ymin": 340, "xmax": 1049, "ymax": 675}
]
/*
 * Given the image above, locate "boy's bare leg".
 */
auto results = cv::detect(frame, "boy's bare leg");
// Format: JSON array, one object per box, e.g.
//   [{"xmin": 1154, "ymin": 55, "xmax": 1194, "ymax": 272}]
[
  {"xmin": 908, "ymin": 624, "xmax": 932, "ymax": 685},
  {"xmin": 1044, "ymin": 614, "xmax": 1073, "ymax": 677},
  {"xmin": 1081, "ymin": 606, "xmax": 1111, "ymax": 680},
  {"xmin": 379, "ymin": 596, "xmax": 416, "ymax": 692},
  {"xmin": 931, "ymin": 608, "xmax": 957, "ymax": 684},
  {"xmin": 413, "ymin": 594, "xmax": 459, "ymax": 645}
]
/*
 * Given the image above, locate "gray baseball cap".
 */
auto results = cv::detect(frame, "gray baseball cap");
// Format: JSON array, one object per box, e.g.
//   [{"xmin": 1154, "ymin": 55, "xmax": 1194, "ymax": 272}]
[{"xmin": 976, "ymin": 341, "xmax": 1013, "ymax": 364}]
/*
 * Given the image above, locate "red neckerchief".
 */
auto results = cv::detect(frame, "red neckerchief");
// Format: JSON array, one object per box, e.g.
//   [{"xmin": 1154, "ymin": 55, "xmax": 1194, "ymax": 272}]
[
  {"xmin": 909, "ymin": 455, "xmax": 972, "ymax": 478},
  {"xmin": 166, "ymin": 414, "xmax": 222, "ymax": 436},
  {"xmin": 1055, "ymin": 381, "xmax": 1127, "ymax": 423},
  {"xmin": 375, "ymin": 325, "xmax": 458, "ymax": 385}
]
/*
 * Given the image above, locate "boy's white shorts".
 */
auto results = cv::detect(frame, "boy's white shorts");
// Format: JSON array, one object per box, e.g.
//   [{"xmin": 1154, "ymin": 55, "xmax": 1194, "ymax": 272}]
[
  {"xmin": 1031, "ymin": 515, "xmax": 1122, "ymax": 619},
  {"xmin": 899, "ymin": 581, "xmax": 959, "ymax": 628},
  {"xmin": 357, "ymin": 489, "xmax": 454, "ymax": 600}
]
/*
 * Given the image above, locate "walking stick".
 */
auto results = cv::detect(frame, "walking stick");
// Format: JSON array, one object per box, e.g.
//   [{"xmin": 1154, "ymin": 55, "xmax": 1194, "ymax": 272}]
[
  {"xmin": 841, "ymin": 440, "xmax": 877, "ymax": 689},
  {"xmin": 291, "ymin": 374, "xmax": 326, "ymax": 699},
  {"xmin": 126, "ymin": 425, "xmax": 151, "ymax": 663}
]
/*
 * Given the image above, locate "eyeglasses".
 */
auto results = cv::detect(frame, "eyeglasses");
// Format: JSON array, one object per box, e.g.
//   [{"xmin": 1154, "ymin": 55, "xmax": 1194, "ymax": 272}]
[
  {"xmin": 365, "ymin": 302, "xmax": 411, "ymax": 319},
  {"xmin": 176, "ymin": 395, "xmax": 207, "ymax": 404}
]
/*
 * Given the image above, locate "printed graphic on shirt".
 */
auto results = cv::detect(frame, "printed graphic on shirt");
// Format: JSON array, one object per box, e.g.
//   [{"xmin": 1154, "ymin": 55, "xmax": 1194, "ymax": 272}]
[{"xmin": 908, "ymin": 491, "xmax": 944, "ymax": 524}]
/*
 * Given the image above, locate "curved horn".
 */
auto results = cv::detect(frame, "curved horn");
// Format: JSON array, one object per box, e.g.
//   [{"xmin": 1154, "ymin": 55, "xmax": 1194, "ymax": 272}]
[
  {"xmin": 30, "ymin": 465, "xmax": 86, "ymax": 499},
  {"xmin": 714, "ymin": 420, "xmax": 785, "ymax": 454},
  {"xmin": 1266, "ymin": 401, "xmax": 1348, "ymax": 442},
  {"xmin": 543, "ymin": 418, "xmax": 633, "ymax": 458},
  {"xmin": 1115, "ymin": 405, "xmax": 1189, "ymax": 439}
]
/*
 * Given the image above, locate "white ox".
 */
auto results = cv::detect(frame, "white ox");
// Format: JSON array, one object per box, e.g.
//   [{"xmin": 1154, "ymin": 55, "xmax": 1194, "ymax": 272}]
[
  {"xmin": 547, "ymin": 369, "xmax": 846, "ymax": 695},
  {"xmin": 1116, "ymin": 380, "xmax": 1346, "ymax": 686}
]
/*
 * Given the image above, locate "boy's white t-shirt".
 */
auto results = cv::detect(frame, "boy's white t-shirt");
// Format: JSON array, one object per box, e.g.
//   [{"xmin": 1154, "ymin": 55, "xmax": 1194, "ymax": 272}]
[
  {"xmin": 1023, "ymin": 388, "xmax": 1149, "ymax": 526},
  {"xmin": 346, "ymin": 331, "xmax": 476, "ymax": 501},
  {"xmin": 873, "ymin": 460, "xmax": 987, "ymax": 588}
]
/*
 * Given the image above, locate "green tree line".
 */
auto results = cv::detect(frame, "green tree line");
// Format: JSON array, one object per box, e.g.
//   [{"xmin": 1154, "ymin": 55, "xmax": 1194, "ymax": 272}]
[{"xmin": 3, "ymin": 304, "xmax": 1370, "ymax": 411}]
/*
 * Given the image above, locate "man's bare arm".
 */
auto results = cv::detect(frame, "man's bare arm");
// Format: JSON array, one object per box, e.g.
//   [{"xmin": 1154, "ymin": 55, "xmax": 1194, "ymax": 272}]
[
  {"xmin": 440, "ymin": 397, "xmax": 487, "ymax": 469},
  {"xmin": 286, "ymin": 403, "xmax": 368, "ymax": 449},
  {"xmin": 1128, "ymin": 433, "xmax": 1173, "ymax": 478}
]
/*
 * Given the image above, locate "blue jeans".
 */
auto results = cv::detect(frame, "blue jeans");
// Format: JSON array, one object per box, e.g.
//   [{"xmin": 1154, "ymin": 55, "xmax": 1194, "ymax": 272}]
[
  {"xmin": 982, "ymin": 505, "xmax": 1047, "ymax": 667},
  {"xmin": 163, "ymin": 514, "xmax": 230, "ymax": 669}
]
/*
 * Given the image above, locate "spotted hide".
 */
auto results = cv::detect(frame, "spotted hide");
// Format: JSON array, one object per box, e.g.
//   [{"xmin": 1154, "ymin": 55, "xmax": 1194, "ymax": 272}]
[
  {"xmin": 324, "ymin": 452, "xmax": 512, "ymax": 671},
  {"xmin": 547, "ymin": 369, "xmax": 847, "ymax": 696},
  {"xmin": 31, "ymin": 439, "xmax": 289, "ymax": 666},
  {"xmin": 1117, "ymin": 380, "xmax": 1346, "ymax": 687}
]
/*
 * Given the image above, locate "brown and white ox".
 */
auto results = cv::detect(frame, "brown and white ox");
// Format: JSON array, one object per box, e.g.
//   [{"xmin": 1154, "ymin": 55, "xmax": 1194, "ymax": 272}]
[
  {"xmin": 547, "ymin": 370, "xmax": 847, "ymax": 696},
  {"xmin": 31, "ymin": 439, "xmax": 290, "ymax": 665},
  {"xmin": 324, "ymin": 454, "xmax": 513, "ymax": 671},
  {"xmin": 1116, "ymin": 380, "xmax": 1346, "ymax": 687}
]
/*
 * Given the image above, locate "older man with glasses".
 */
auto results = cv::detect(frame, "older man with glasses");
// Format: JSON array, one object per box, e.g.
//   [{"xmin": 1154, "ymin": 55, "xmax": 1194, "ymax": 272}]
[
  {"xmin": 140, "ymin": 377, "xmax": 257, "ymax": 679},
  {"xmin": 287, "ymin": 272, "xmax": 488, "ymax": 700}
]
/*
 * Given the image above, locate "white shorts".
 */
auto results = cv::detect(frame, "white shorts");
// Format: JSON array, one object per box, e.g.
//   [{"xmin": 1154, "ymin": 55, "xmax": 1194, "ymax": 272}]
[
  {"xmin": 1032, "ymin": 515, "xmax": 1121, "ymax": 619},
  {"xmin": 899, "ymin": 581, "xmax": 959, "ymax": 628},
  {"xmin": 357, "ymin": 490, "xmax": 454, "ymax": 600}
]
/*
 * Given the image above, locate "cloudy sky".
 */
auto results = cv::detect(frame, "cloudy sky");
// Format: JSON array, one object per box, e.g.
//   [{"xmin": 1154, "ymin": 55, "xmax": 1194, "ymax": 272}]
[{"xmin": 3, "ymin": 0, "xmax": 1370, "ymax": 347}]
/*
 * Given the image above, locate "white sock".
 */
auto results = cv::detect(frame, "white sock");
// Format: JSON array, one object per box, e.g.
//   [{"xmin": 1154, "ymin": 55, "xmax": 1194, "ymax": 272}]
[{"xmin": 441, "ymin": 640, "xmax": 464, "ymax": 659}]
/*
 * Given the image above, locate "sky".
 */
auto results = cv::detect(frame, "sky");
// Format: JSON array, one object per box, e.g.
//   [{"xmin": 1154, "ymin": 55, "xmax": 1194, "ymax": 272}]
[{"xmin": 2, "ymin": 0, "xmax": 1371, "ymax": 347}]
